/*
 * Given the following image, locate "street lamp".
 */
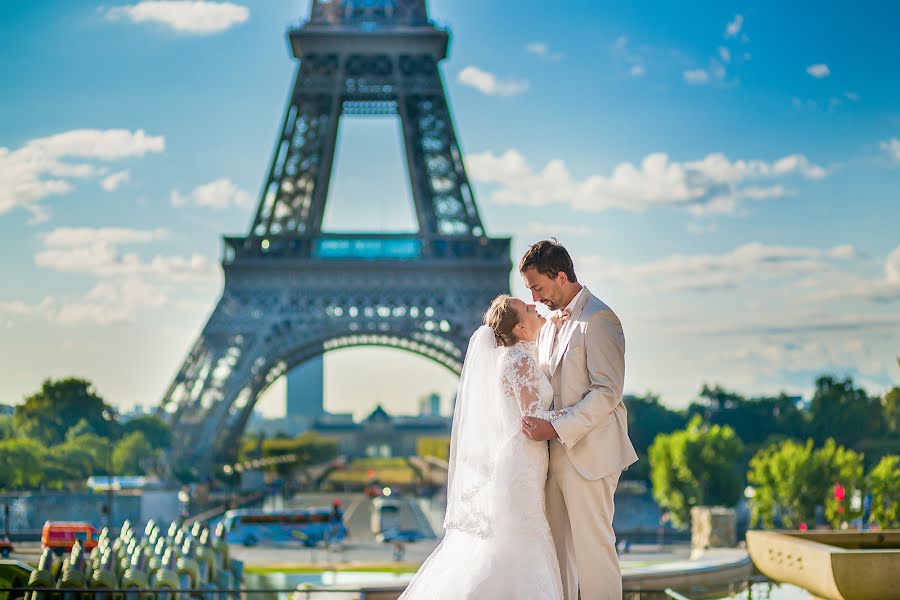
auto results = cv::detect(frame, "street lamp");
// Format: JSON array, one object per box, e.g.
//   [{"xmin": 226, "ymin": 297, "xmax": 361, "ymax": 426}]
[{"xmin": 101, "ymin": 409, "xmax": 117, "ymax": 533}]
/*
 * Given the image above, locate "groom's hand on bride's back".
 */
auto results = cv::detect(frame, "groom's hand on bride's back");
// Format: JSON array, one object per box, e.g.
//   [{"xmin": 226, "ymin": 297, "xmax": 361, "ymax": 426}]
[{"xmin": 522, "ymin": 416, "xmax": 558, "ymax": 441}]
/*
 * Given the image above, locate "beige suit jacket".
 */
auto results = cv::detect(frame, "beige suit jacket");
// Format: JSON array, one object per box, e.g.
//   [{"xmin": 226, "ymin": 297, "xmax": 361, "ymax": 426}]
[{"xmin": 540, "ymin": 287, "xmax": 639, "ymax": 481}]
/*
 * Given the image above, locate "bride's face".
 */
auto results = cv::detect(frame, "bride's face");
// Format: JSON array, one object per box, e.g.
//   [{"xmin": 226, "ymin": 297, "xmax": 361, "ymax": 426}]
[{"xmin": 511, "ymin": 298, "xmax": 545, "ymax": 342}]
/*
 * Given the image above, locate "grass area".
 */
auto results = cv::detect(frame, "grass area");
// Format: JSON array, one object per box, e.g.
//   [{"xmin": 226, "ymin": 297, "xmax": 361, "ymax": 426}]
[
  {"xmin": 326, "ymin": 458, "xmax": 418, "ymax": 486},
  {"xmin": 244, "ymin": 563, "xmax": 418, "ymax": 574}
]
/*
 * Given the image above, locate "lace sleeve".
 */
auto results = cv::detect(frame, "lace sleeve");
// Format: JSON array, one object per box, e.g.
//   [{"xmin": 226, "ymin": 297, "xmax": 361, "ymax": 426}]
[
  {"xmin": 500, "ymin": 350, "xmax": 541, "ymax": 416},
  {"xmin": 500, "ymin": 349, "xmax": 569, "ymax": 420}
]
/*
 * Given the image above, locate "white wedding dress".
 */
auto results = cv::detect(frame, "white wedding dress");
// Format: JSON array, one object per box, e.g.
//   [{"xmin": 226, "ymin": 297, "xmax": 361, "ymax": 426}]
[{"xmin": 399, "ymin": 328, "xmax": 565, "ymax": 600}]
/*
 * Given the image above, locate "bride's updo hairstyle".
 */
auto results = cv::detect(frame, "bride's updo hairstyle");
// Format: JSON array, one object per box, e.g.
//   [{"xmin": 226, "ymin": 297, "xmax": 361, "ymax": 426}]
[{"xmin": 484, "ymin": 294, "xmax": 520, "ymax": 347}]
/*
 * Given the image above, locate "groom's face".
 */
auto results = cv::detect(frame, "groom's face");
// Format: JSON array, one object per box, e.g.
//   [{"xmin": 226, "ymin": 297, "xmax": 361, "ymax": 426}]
[{"xmin": 521, "ymin": 268, "xmax": 566, "ymax": 310}]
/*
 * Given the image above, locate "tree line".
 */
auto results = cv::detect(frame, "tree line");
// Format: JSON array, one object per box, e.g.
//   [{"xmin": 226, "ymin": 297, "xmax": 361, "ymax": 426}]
[{"xmin": 635, "ymin": 376, "xmax": 899, "ymax": 529}]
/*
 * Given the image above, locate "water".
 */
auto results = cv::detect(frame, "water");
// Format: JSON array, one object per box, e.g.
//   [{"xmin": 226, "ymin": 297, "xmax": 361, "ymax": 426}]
[{"xmin": 246, "ymin": 572, "xmax": 810, "ymax": 600}]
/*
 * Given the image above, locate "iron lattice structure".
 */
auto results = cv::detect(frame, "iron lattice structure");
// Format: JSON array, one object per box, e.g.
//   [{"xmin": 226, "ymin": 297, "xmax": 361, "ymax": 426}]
[{"xmin": 159, "ymin": 0, "xmax": 511, "ymax": 479}]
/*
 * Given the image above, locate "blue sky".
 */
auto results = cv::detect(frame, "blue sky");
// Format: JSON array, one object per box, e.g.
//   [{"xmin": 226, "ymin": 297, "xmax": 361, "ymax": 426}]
[{"xmin": 1, "ymin": 0, "xmax": 898, "ymax": 418}]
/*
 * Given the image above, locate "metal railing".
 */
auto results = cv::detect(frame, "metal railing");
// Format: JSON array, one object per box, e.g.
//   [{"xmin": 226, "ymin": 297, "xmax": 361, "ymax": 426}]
[{"xmin": 0, "ymin": 575, "xmax": 777, "ymax": 600}]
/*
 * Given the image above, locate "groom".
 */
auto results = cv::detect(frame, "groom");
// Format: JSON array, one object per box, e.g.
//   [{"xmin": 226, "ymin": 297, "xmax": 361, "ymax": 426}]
[{"xmin": 520, "ymin": 240, "xmax": 638, "ymax": 600}]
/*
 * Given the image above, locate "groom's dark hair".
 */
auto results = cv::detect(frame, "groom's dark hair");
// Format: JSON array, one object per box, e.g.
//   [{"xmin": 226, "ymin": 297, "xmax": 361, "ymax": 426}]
[{"xmin": 519, "ymin": 239, "xmax": 577, "ymax": 283}]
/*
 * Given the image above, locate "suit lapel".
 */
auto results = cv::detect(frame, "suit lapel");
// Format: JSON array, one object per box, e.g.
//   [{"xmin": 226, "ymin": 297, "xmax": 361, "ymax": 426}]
[{"xmin": 549, "ymin": 287, "xmax": 592, "ymax": 376}]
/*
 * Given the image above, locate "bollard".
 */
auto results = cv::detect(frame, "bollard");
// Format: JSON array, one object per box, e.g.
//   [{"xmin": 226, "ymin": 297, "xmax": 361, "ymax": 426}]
[
  {"xmin": 147, "ymin": 538, "xmax": 169, "ymax": 582},
  {"xmin": 176, "ymin": 538, "xmax": 201, "ymax": 595},
  {"xmin": 165, "ymin": 522, "xmax": 179, "ymax": 546},
  {"xmin": 122, "ymin": 547, "xmax": 153, "ymax": 600},
  {"xmin": 58, "ymin": 540, "xmax": 88, "ymax": 600},
  {"xmin": 26, "ymin": 548, "xmax": 56, "ymax": 600},
  {"xmin": 195, "ymin": 530, "xmax": 216, "ymax": 586},
  {"xmin": 120, "ymin": 519, "xmax": 134, "ymax": 543},
  {"xmin": 152, "ymin": 548, "xmax": 179, "ymax": 600},
  {"xmin": 90, "ymin": 547, "xmax": 121, "ymax": 600},
  {"xmin": 212, "ymin": 522, "xmax": 230, "ymax": 570}
]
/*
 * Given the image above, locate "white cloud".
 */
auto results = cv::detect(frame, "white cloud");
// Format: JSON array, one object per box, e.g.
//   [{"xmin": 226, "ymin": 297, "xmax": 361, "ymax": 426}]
[
  {"xmin": 55, "ymin": 279, "xmax": 169, "ymax": 325},
  {"xmin": 611, "ymin": 35, "xmax": 646, "ymax": 78},
  {"xmin": 590, "ymin": 242, "xmax": 861, "ymax": 292},
  {"xmin": 701, "ymin": 314, "xmax": 899, "ymax": 337},
  {"xmin": 844, "ymin": 91, "xmax": 860, "ymax": 102},
  {"xmin": 806, "ymin": 63, "xmax": 830, "ymax": 78},
  {"xmin": 0, "ymin": 298, "xmax": 55, "ymax": 318},
  {"xmin": 457, "ymin": 66, "xmax": 528, "ymax": 97},
  {"xmin": 5, "ymin": 226, "xmax": 219, "ymax": 326},
  {"xmin": 525, "ymin": 222, "xmax": 590, "ymax": 238},
  {"xmin": 686, "ymin": 221, "xmax": 717, "ymax": 235},
  {"xmin": 524, "ymin": 42, "xmax": 563, "ymax": 61},
  {"xmin": 101, "ymin": 169, "xmax": 131, "ymax": 191},
  {"xmin": 525, "ymin": 42, "xmax": 549, "ymax": 56},
  {"xmin": 0, "ymin": 129, "xmax": 164, "ymax": 220},
  {"xmin": 170, "ymin": 178, "xmax": 254, "ymax": 209},
  {"xmin": 725, "ymin": 14, "xmax": 744, "ymax": 37},
  {"xmin": 36, "ymin": 230, "xmax": 214, "ymax": 282},
  {"xmin": 717, "ymin": 46, "xmax": 731, "ymax": 63},
  {"xmin": 43, "ymin": 226, "xmax": 169, "ymax": 247},
  {"xmin": 888, "ymin": 246, "xmax": 900, "ymax": 282},
  {"xmin": 683, "ymin": 69, "xmax": 710, "ymax": 85},
  {"xmin": 821, "ymin": 245, "xmax": 900, "ymax": 303},
  {"xmin": 467, "ymin": 148, "xmax": 827, "ymax": 215},
  {"xmin": 106, "ymin": 1, "xmax": 249, "ymax": 35},
  {"xmin": 880, "ymin": 138, "xmax": 900, "ymax": 161}
]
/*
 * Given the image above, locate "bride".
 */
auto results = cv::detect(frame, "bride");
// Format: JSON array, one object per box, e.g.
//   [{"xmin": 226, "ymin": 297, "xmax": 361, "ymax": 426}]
[{"xmin": 399, "ymin": 295, "xmax": 566, "ymax": 599}]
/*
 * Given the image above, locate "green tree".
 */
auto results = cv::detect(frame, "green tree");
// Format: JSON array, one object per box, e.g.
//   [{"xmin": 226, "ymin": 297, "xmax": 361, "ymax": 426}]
[
  {"xmin": 883, "ymin": 387, "xmax": 900, "ymax": 434},
  {"xmin": 649, "ymin": 415, "xmax": 744, "ymax": 527},
  {"xmin": 65, "ymin": 418, "xmax": 96, "ymax": 440},
  {"xmin": 809, "ymin": 376, "xmax": 884, "ymax": 448},
  {"xmin": 64, "ymin": 432, "xmax": 112, "ymax": 474},
  {"xmin": 112, "ymin": 432, "xmax": 155, "ymax": 475},
  {"xmin": 747, "ymin": 438, "xmax": 864, "ymax": 529},
  {"xmin": 0, "ymin": 415, "xmax": 15, "ymax": 440},
  {"xmin": 14, "ymin": 378, "xmax": 114, "ymax": 446},
  {"xmin": 625, "ymin": 392, "xmax": 687, "ymax": 481},
  {"xmin": 818, "ymin": 440, "xmax": 865, "ymax": 527},
  {"xmin": 0, "ymin": 438, "xmax": 47, "ymax": 489},
  {"xmin": 867, "ymin": 455, "xmax": 900, "ymax": 528},
  {"xmin": 122, "ymin": 416, "xmax": 171, "ymax": 449},
  {"xmin": 688, "ymin": 384, "xmax": 807, "ymax": 447},
  {"xmin": 51, "ymin": 439, "xmax": 101, "ymax": 483}
]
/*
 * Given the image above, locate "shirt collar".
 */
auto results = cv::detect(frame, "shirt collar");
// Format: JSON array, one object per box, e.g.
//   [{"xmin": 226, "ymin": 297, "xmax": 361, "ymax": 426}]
[{"xmin": 562, "ymin": 285, "xmax": 586, "ymax": 313}]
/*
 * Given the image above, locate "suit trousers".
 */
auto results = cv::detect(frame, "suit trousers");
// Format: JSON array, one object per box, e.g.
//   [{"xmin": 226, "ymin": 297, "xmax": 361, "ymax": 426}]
[{"xmin": 545, "ymin": 441, "xmax": 621, "ymax": 600}]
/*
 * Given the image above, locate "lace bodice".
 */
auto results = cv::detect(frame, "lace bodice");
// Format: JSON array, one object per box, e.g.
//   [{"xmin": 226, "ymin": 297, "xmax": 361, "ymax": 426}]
[{"xmin": 499, "ymin": 341, "xmax": 564, "ymax": 420}]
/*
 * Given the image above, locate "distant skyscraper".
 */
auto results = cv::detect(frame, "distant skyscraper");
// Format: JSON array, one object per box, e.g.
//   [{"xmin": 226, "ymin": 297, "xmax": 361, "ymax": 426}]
[
  {"xmin": 286, "ymin": 355, "xmax": 325, "ymax": 418},
  {"xmin": 417, "ymin": 392, "xmax": 441, "ymax": 416}
]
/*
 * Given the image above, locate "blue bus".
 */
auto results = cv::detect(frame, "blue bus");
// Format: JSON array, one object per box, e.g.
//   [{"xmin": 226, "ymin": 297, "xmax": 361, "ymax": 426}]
[{"xmin": 221, "ymin": 507, "xmax": 347, "ymax": 547}]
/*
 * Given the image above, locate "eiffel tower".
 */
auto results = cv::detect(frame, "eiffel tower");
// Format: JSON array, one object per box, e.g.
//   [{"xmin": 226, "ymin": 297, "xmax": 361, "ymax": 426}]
[{"xmin": 159, "ymin": 0, "xmax": 511, "ymax": 479}]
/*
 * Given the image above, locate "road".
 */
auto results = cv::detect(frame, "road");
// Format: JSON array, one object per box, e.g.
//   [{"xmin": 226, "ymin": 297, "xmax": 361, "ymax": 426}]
[
  {"xmin": 7, "ymin": 491, "xmax": 440, "ymax": 568},
  {"xmin": 229, "ymin": 491, "xmax": 440, "ymax": 567}
]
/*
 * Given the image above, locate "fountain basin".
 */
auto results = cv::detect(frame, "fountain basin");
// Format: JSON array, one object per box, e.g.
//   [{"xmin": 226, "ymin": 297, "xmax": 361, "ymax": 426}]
[{"xmin": 746, "ymin": 529, "xmax": 900, "ymax": 600}]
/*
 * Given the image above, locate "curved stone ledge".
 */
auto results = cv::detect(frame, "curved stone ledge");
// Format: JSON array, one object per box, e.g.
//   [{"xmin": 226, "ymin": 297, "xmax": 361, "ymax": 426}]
[{"xmin": 747, "ymin": 529, "xmax": 900, "ymax": 600}]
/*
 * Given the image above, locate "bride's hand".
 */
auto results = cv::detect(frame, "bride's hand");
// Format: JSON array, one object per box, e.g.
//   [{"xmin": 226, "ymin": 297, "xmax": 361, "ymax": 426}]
[{"xmin": 522, "ymin": 416, "xmax": 558, "ymax": 441}]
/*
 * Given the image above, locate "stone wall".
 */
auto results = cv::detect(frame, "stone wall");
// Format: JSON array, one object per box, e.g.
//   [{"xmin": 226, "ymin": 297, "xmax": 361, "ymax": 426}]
[{"xmin": 0, "ymin": 491, "xmax": 180, "ymax": 533}]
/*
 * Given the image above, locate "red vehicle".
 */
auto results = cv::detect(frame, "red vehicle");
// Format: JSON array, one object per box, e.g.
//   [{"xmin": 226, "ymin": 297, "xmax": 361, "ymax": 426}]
[
  {"xmin": 41, "ymin": 521, "xmax": 100, "ymax": 556},
  {"xmin": 0, "ymin": 537, "xmax": 13, "ymax": 558}
]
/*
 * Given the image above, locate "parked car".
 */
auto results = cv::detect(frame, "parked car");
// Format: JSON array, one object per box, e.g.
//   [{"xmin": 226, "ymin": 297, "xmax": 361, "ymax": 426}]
[
  {"xmin": 0, "ymin": 538, "xmax": 13, "ymax": 557},
  {"xmin": 41, "ymin": 522, "xmax": 100, "ymax": 556}
]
